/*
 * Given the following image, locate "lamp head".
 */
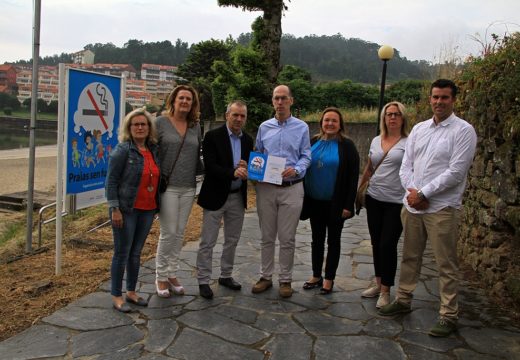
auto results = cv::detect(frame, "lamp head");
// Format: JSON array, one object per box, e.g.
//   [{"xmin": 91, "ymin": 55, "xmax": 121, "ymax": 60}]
[{"xmin": 378, "ymin": 45, "xmax": 394, "ymax": 61}]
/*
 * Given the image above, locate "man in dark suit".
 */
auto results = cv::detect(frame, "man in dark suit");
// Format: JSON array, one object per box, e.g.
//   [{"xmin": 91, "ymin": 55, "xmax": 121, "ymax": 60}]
[{"xmin": 196, "ymin": 100, "xmax": 254, "ymax": 299}]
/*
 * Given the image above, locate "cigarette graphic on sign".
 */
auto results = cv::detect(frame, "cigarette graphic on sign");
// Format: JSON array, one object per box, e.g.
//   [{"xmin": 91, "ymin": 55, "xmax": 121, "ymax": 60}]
[{"xmin": 74, "ymin": 82, "xmax": 115, "ymax": 138}]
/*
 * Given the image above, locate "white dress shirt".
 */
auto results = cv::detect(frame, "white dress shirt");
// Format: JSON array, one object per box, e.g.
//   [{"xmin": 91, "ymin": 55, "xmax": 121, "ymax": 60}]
[{"xmin": 400, "ymin": 113, "xmax": 477, "ymax": 213}]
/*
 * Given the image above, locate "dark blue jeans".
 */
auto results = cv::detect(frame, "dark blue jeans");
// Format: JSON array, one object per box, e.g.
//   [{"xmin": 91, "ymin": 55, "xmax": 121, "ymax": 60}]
[{"xmin": 111, "ymin": 209, "xmax": 155, "ymax": 297}]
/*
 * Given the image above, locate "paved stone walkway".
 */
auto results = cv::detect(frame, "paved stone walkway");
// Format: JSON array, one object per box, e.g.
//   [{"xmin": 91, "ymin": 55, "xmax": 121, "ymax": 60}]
[{"xmin": 1, "ymin": 209, "xmax": 519, "ymax": 359}]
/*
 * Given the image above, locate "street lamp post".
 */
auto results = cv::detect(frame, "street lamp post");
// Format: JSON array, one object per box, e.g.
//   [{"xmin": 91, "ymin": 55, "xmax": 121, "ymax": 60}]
[{"xmin": 376, "ymin": 45, "xmax": 394, "ymax": 134}]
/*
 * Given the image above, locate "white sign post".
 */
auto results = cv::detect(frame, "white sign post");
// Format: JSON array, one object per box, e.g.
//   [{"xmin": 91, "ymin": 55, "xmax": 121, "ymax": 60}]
[{"xmin": 55, "ymin": 67, "xmax": 124, "ymax": 274}]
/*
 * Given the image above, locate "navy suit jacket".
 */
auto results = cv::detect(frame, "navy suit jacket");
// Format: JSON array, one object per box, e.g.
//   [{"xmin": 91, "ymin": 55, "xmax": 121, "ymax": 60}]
[{"xmin": 197, "ymin": 124, "xmax": 254, "ymax": 211}]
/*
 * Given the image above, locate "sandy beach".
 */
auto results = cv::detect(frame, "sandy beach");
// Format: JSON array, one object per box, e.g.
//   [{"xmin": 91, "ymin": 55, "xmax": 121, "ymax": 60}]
[{"xmin": 0, "ymin": 145, "xmax": 57, "ymax": 196}]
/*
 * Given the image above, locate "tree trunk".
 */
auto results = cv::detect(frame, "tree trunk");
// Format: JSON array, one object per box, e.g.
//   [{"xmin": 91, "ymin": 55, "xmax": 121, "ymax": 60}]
[{"xmin": 262, "ymin": 0, "xmax": 283, "ymax": 83}]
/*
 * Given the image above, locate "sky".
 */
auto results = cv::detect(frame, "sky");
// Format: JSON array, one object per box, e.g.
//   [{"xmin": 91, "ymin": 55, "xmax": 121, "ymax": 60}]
[{"xmin": 1, "ymin": 0, "xmax": 519, "ymax": 64}]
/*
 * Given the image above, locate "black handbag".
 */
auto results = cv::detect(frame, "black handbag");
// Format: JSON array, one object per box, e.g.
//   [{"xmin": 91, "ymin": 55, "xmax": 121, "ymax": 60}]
[
  {"xmin": 158, "ymin": 174, "xmax": 169, "ymax": 193},
  {"xmin": 196, "ymin": 144, "xmax": 205, "ymax": 176},
  {"xmin": 195, "ymin": 124, "xmax": 205, "ymax": 176}
]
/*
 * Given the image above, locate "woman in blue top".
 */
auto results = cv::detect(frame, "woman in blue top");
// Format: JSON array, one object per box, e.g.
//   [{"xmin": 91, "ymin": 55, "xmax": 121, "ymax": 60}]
[{"xmin": 301, "ymin": 107, "xmax": 360, "ymax": 294}]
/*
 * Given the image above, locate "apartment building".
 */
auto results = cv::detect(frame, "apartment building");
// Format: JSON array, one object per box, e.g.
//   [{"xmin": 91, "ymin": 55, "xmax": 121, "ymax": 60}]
[
  {"xmin": 141, "ymin": 63, "xmax": 178, "ymax": 82},
  {"xmin": 14, "ymin": 62, "xmax": 178, "ymax": 108},
  {"xmin": 16, "ymin": 66, "xmax": 60, "ymax": 104},
  {"xmin": 68, "ymin": 63, "xmax": 137, "ymax": 79},
  {"xmin": 0, "ymin": 64, "xmax": 18, "ymax": 95},
  {"xmin": 71, "ymin": 49, "xmax": 95, "ymax": 65}
]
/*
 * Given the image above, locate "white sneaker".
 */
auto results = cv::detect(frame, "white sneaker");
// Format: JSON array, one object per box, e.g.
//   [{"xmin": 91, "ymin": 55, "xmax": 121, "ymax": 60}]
[
  {"xmin": 376, "ymin": 292, "xmax": 390, "ymax": 309},
  {"xmin": 361, "ymin": 285, "xmax": 381, "ymax": 298}
]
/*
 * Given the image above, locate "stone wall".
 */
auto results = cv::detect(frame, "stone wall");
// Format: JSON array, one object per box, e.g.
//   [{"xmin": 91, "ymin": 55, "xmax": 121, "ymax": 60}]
[
  {"xmin": 0, "ymin": 116, "xmax": 57, "ymax": 142},
  {"xmin": 459, "ymin": 122, "xmax": 520, "ymax": 298},
  {"xmin": 457, "ymin": 33, "xmax": 520, "ymax": 301}
]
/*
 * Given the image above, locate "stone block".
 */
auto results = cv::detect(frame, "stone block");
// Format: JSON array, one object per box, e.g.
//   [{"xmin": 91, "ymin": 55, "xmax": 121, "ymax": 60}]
[
  {"xmin": 505, "ymin": 206, "xmax": 520, "ymax": 232},
  {"xmin": 470, "ymin": 156, "xmax": 486, "ymax": 177},
  {"xmin": 476, "ymin": 189, "xmax": 497, "ymax": 207}
]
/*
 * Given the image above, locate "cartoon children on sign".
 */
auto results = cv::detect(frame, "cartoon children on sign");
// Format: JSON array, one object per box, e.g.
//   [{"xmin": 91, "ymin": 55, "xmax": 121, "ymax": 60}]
[
  {"xmin": 71, "ymin": 138, "xmax": 80, "ymax": 168},
  {"xmin": 83, "ymin": 131, "xmax": 96, "ymax": 168},
  {"xmin": 93, "ymin": 129, "xmax": 105, "ymax": 164}
]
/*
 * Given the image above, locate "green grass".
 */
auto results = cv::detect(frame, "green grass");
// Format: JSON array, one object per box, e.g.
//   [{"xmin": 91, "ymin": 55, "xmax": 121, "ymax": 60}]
[
  {"xmin": 0, "ymin": 221, "xmax": 25, "ymax": 248},
  {"xmin": 302, "ymin": 106, "xmax": 419, "ymax": 125},
  {"xmin": 7, "ymin": 110, "xmax": 57, "ymax": 121}
]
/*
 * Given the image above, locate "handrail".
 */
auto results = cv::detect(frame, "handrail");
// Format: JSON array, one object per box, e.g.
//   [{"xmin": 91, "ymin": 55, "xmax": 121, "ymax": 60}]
[{"xmin": 37, "ymin": 202, "xmax": 67, "ymax": 248}]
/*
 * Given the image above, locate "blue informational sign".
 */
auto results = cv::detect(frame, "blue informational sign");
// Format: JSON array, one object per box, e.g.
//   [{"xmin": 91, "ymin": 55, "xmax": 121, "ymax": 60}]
[
  {"xmin": 248, "ymin": 151, "xmax": 267, "ymax": 181},
  {"xmin": 66, "ymin": 69, "xmax": 121, "ymax": 194}
]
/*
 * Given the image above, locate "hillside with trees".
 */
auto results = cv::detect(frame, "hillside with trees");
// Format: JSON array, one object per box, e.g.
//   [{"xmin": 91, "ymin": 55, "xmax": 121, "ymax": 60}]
[
  {"xmin": 9, "ymin": 35, "xmax": 432, "ymax": 84},
  {"xmin": 280, "ymin": 34, "xmax": 431, "ymax": 83}
]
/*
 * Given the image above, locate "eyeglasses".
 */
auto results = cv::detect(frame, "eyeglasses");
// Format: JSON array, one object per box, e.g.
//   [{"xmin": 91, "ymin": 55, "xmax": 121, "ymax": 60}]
[
  {"xmin": 385, "ymin": 112, "xmax": 402, "ymax": 118},
  {"xmin": 131, "ymin": 122, "xmax": 148, "ymax": 128},
  {"xmin": 273, "ymin": 96, "xmax": 290, "ymax": 102}
]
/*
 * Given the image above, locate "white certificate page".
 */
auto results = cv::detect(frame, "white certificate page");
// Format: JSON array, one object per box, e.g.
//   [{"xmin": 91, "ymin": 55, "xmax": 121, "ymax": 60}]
[{"xmin": 263, "ymin": 155, "xmax": 286, "ymax": 185}]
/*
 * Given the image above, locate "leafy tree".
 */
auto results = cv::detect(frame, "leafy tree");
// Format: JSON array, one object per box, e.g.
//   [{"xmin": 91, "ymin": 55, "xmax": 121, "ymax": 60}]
[
  {"xmin": 45, "ymin": 100, "xmax": 58, "ymax": 114},
  {"xmin": 286, "ymin": 78, "xmax": 315, "ymax": 113},
  {"xmin": 0, "ymin": 93, "xmax": 21, "ymax": 110},
  {"xmin": 125, "ymin": 102, "xmax": 133, "ymax": 114},
  {"xmin": 280, "ymin": 34, "xmax": 429, "ymax": 84},
  {"xmin": 192, "ymin": 78, "xmax": 215, "ymax": 122},
  {"xmin": 177, "ymin": 39, "xmax": 233, "ymax": 81},
  {"xmin": 315, "ymin": 80, "xmax": 378, "ymax": 110},
  {"xmin": 84, "ymin": 42, "xmax": 120, "ymax": 63},
  {"xmin": 83, "ymin": 39, "xmax": 189, "ymax": 67},
  {"xmin": 218, "ymin": 0, "xmax": 289, "ymax": 83},
  {"xmin": 38, "ymin": 53, "xmax": 72, "ymax": 66},
  {"xmin": 277, "ymin": 64, "xmax": 312, "ymax": 83},
  {"xmin": 145, "ymin": 104, "xmax": 159, "ymax": 114},
  {"xmin": 177, "ymin": 39, "xmax": 234, "ymax": 122},
  {"xmin": 36, "ymin": 99, "xmax": 47, "ymax": 112},
  {"xmin": 212, "ymin": 45, "xmax": 272, "ymax": 131},
  {"xmin": 22, "ymin": 98, "xmax": 32, "ymax": 108},
  {"xmin": 385, "ymin": 79, "xmax": 427, "ymax": 104}
]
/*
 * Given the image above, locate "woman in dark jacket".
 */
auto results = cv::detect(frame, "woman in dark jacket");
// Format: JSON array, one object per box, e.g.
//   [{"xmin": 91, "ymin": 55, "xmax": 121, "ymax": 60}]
[
  {"xmin": 301, "ymin": 107, "xmax": 359, "ymax": 294},
  {"xmin": 106, "ymin": 107, "xmax": 160, "ymax": 312}
]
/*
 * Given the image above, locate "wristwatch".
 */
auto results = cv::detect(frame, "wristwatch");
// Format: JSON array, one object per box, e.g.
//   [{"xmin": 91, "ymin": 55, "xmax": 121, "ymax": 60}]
[
  {"xmin": 295, "ymin": 169, "xmax": 300, "ymax": 177},
  {"xmin": 110, "ymin": 206, "xmax": 120, "ymax": 211},
  {"xmin": 417, "ymin": 190, "xmax": 426, "ymax": 201}
]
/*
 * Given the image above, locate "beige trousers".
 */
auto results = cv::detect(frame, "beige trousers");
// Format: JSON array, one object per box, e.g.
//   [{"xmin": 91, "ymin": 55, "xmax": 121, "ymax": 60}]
[
  {"xmin": 256, "ymin": 182, "xmax": 304, "ymax": 283},
  {"xmin": 396, "ymin": 207, "xmax": 461, "ymax": 320}
]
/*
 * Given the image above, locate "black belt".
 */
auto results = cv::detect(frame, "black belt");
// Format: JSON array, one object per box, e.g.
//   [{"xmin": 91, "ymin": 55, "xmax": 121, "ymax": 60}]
[
  {"xmin": 229, "ymin": 188, "xmax": 241, "ymax": 194},
  {"xmin": 278, "ymin": 178, "xmax": 304, "ymax": 187}
]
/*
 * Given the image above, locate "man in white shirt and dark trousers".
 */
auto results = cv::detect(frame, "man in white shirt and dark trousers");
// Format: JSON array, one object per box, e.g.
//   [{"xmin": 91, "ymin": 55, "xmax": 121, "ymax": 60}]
[{"xmin": 378, "ymin": 79, "xmax": 477, "ymax": 338}]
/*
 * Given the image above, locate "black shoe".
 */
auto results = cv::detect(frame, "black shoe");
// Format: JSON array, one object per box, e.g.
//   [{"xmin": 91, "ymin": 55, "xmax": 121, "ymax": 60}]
[
  {"xmin": 113, "ymin": 302, "xmax": 132, "ymax": 313},
  {"xmin": 199, "ymin": 284, "xmax": 214, "ymax": 299},
  {"xmin": 125, "ymin": 295, "xmax": 148, "ymax": 307},
  {"xmin": 218, "ymin": 277, "xmax": 242, "ymax": 290},
  {"xmin": 303, "ymin": 277, "xmax": 323, "ymax": 290},
  {"xmin": 319, "ymin": 280, "xmax": 334, "ymax": 295}
]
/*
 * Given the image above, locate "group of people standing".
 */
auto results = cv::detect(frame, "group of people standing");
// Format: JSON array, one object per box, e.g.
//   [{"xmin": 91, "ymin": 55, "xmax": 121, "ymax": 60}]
[{"xmin": 105, "ymin": 78, "xmax": 477, "ymax": 338}]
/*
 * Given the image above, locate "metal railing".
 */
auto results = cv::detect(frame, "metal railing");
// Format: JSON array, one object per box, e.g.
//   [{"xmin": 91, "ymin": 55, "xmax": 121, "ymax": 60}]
[{"xmin": 37, "ymin": 202, "xmax": 66, "ymax": 248}]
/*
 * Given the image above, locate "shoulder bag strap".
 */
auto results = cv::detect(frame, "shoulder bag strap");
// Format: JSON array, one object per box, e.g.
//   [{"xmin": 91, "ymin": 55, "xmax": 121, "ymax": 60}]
[
  {"xmin": 372, "ymin": 137, "xmax": 401, "ymax": 175},
  {"xmin": 165, "ymin": 133, "xmax": 186, "ymax": 178}
]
